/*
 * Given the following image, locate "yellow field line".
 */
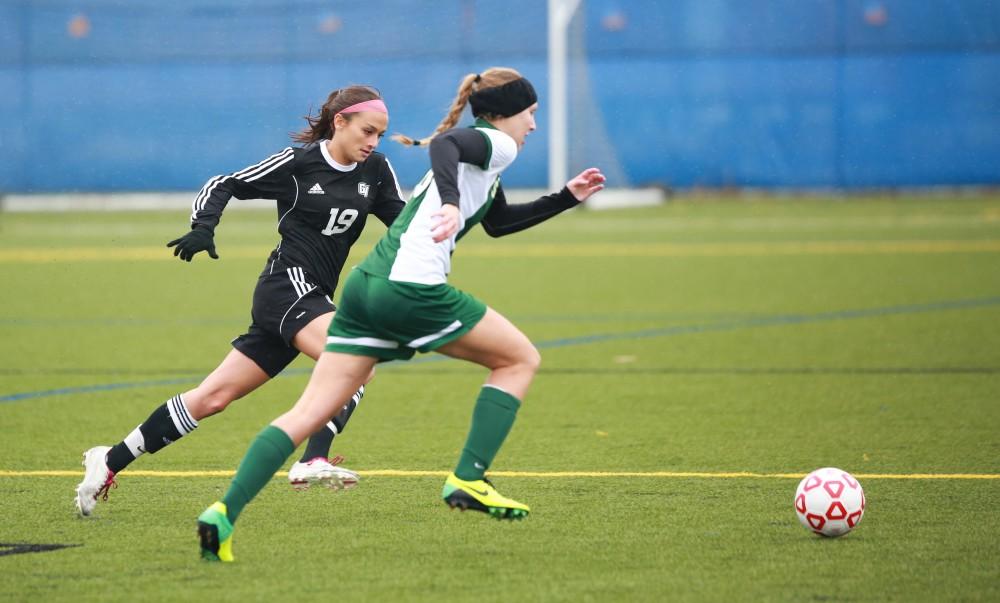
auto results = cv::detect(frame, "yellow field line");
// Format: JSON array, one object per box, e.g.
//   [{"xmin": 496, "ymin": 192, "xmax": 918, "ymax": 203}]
[
  {"xmin": 2, "ymin": 240, "xmax": 1000, "ymax": 262},
  {"xmin": 1, "ymin": 470, "xmax": 997, "ymax": 480}
]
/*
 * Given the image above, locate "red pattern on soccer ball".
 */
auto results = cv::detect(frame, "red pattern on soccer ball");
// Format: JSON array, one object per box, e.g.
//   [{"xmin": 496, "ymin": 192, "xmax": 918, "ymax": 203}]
[
  {"xmin": 823, "ymin": 480, "xmax": 844, "ymax": 499},
  {"xmin": 794, "ymin": 468, "xmax": 865, "ymax": 538},
  {"xmin": 826, "ymin": 501, "xmax": 847, "ymax": 520},
  {"xmin": 806, "ymin": 513, "xmax": 826, "ymax": 530}
]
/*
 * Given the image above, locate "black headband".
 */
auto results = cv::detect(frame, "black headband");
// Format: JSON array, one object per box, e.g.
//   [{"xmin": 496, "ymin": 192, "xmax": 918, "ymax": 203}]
[{"xmin": 469, "ymin": 77, "xmax": 537, "ymax": 118}]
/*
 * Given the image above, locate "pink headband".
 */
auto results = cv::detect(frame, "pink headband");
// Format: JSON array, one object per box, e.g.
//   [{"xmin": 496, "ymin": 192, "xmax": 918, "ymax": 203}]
[{"xmin": 338, "ymin": 99, "xmax": 388, "ymax": 115}]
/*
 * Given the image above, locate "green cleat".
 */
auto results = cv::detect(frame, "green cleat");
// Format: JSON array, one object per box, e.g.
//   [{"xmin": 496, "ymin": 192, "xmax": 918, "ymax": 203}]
[
  {"xmin": 197, "ymin": 501, "xmax": 234, "ymax": 562},
  {"xmin": 442, "ymin": 473, "xmax": 530, "ymax": 520}
]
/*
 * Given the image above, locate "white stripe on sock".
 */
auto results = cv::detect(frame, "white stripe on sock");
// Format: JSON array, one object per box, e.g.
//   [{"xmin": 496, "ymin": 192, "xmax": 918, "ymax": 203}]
[
  {"xmin": 482, "ymin": 383, "xmax": 516, "ymax": 397},
  {"xmin": 167, "ymin": 395, "xmax": 198, "ymax": 435},
  {"xmin": 123, "ymin": 424, "xmax": 146, "ymax": 458}
]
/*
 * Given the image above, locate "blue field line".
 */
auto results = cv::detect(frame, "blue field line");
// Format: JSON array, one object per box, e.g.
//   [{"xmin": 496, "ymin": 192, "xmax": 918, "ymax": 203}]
[
  {"xmin": 533, "ymin": 296, "xmax": 1000, "ymax": 349},
  {"xmin": 2, "ymin": 296, "xmax": 999, "ymax": 404},
  {"xmin": 0, "ymin": 377, "xmax": 209, "ymax": 403}
]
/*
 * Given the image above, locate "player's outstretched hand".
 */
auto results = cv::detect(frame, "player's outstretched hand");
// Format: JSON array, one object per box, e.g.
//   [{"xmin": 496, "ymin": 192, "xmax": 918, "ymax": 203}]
[
  {"xmin": 430, "ymin": 203, "xmax": 461, "ymax": 243},
  {"xmin": 566, "ymin": 167, "xmax": 606, "ymax": 202},
  {"xmin": 166, "ymin": 226, "xmax": 219, "ymax": 262}
]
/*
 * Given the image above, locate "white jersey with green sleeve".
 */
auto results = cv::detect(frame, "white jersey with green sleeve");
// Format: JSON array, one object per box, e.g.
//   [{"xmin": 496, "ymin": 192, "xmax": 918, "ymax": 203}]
[{"xmin": 357, "ymin": 126, "xmax": 518, "ymax": 285}]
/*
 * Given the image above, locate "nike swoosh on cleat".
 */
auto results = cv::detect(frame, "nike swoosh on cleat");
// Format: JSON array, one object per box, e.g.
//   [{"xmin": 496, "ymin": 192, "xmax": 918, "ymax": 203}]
[{"xmin": 466, "ymin": 487, "xmax": 489, "ymax": 496}]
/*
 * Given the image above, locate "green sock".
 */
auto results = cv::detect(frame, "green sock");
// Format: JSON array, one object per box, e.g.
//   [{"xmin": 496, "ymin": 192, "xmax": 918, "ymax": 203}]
[
  {"xmin": 454, "ymin": 385, "xmax": 521, "ymax": 481},
  {"xmin": 221, "ymin": 424, "xmax": 295, "ymax": 524}
]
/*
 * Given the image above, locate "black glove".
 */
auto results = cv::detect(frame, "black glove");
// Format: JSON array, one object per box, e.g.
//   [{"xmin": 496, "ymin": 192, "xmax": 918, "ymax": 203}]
[{"xmin": 166, "ymin": 225, "xmax": 219, "ymax": 262}]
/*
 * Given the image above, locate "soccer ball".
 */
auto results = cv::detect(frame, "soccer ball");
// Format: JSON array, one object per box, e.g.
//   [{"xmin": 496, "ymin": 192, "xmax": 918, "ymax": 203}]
[{"xmin": 794, "ymin": 467, "xmax": 865, "ymax": 537}]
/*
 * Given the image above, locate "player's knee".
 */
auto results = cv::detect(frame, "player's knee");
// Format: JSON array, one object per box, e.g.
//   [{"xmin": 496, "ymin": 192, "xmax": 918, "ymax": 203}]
[
  {"xmin": 519, "ymin": 344, "xmax": 542, "ymax": 375},
  {"xmin": 192, "ymin": 388, "xmax": 239, "ymax": 418}
]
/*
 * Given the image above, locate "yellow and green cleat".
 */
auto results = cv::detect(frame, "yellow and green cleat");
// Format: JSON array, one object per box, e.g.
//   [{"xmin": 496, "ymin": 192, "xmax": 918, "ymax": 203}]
[
  {"xmin": 197, "ymin": 501, "xmax": 234, "ymax": 562},
  {"xmin": 442, "ymin": 473, "xmax": 529, "ymax": 520}
]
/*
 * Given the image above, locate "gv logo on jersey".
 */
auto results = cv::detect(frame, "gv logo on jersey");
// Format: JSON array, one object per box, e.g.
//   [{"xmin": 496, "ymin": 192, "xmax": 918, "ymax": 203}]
[{"xmin": 357, "ymin": 182, "xmax": 370, "ymax": 198}]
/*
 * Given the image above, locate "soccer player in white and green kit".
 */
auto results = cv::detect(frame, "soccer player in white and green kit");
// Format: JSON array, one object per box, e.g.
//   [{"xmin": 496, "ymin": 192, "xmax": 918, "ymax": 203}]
[{"xmin": 196, "ymin": 67, "xmax": 607, "ymax": 561}]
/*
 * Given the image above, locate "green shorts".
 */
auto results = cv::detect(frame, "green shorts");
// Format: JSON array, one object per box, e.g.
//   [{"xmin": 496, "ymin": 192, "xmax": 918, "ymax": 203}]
[{"xmin": 325, "ymin": 268, "xmax": 488, "ymax": 361}]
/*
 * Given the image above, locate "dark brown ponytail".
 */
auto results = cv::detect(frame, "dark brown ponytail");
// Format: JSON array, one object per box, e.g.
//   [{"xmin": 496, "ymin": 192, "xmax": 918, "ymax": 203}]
[{"xmin": 292, "ymin": 85, "xmax": 382, "ymax": 143}]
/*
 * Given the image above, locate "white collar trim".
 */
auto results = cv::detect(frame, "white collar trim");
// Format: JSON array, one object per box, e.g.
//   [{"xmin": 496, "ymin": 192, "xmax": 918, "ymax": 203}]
[{"xmin": 320, "ymin": 141, "xmax": 358, "ymax": 172}]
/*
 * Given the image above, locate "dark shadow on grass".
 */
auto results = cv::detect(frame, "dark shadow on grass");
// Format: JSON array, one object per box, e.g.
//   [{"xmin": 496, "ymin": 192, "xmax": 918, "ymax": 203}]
[{"xmin": 0, "ymin": 543, "xmax": 82, "ymax": 557}]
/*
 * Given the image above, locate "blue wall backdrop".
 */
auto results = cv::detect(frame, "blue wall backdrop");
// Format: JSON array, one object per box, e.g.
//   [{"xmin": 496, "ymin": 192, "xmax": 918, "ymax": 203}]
[{"xmin": 0, "ymin": 0, "xmax": 998, "ymax": 193}]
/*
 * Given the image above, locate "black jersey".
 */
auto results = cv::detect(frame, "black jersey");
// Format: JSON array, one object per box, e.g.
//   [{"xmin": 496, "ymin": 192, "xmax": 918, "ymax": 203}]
[{"xmin": 189, "ymin": 141, "xmax": 405, "ymax": 296}]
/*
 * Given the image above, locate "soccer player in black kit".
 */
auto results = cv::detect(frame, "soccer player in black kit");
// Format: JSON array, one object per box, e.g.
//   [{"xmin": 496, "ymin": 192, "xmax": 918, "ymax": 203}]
[{"xmin": 75, "ymin": 86, "xmax": 405, "ymax": 517}]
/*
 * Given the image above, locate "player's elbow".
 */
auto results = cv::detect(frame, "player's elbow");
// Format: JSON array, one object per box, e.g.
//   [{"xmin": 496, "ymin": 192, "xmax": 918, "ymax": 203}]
[{"xmin": 481, "ymin": 221, "xmax": 504, "ymax": 238}]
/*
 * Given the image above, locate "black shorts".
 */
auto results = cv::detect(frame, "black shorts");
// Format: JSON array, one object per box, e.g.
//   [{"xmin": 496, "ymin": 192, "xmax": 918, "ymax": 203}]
[{"xmin": 231, "ymin": 262, "xmax": 336, "ymax": 378}]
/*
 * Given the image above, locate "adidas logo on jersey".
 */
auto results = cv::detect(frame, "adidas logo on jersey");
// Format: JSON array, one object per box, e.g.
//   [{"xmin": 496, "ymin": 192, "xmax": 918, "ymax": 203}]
[{"xmin": 308, "ymin": 183, "xmax": 325, "ymax": 195}]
